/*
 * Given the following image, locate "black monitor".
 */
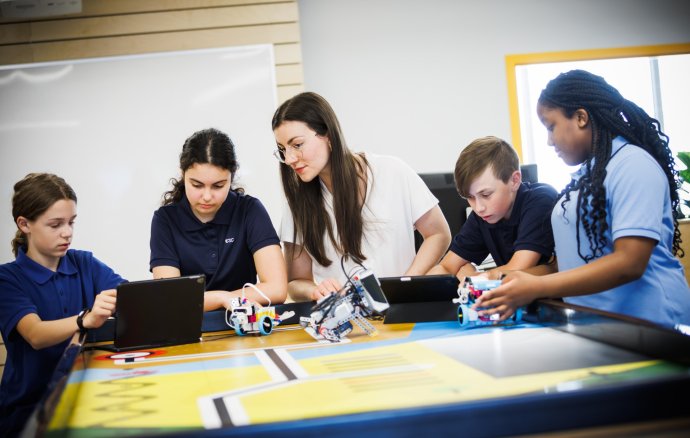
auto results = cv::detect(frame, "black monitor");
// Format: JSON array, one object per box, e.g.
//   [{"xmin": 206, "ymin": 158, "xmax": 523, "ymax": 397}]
[
  {"xmin": 414, "ymin": 172, "xmax": 470, "ymax": 250},
  {"xmin": 414, "ymin": 164, "xmax": 538, "ymax": 250},
  {"xmin": 520, "ymin": 163, "xmax": 538, "ymax": 184},
  {"xmin": 415, "ymin": 173, "xmax": 469, "ymax": 250}
]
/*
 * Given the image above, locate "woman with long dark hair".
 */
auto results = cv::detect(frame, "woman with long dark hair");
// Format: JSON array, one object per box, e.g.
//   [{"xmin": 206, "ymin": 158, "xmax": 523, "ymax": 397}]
[{"xmin": 272, "ymin": 92, "xmax": 451, "ymax": 301}]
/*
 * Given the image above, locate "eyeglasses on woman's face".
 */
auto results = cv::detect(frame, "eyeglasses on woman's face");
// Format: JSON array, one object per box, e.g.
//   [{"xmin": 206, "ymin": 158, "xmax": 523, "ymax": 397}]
[
  {"xmin": 273, "ymin": 143, "xmax": 303, "ymax": 164},
  {"xmin": 273, "ymin": 130, "xmax": 324, "ymax": 164}
]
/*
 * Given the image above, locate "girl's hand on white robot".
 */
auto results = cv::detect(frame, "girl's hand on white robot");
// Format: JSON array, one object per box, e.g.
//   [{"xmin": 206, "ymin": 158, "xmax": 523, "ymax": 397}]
[
  {"xmin": 311, "ymin": 278, "xmax": 342, "ymax": 301},
  {"xmin": 473, "ymin": 271, "xmax": 541, "ymax": 321}
]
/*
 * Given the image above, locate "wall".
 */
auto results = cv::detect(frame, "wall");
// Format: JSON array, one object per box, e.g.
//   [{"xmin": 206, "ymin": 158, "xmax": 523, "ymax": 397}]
[
  {"xmin": 0, "ymin": 0, "xmax": 304, "ymax": 102},
  {"xmin": 297, "ymin": 0, "xmax": 690, "ymax": 173}
]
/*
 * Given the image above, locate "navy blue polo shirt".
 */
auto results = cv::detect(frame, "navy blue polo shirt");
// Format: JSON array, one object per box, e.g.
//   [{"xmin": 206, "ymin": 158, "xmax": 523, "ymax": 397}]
[
  {"xmin": 149, "ymin": 191, "xmax": 280, "ymax": 291},
  {"xmin": 0, "ymin": 249, "xmax": 124, "ymax": 435},
  {"xmin": 450, "ymin": 182, "xmax": 557, "ymax": 266}
]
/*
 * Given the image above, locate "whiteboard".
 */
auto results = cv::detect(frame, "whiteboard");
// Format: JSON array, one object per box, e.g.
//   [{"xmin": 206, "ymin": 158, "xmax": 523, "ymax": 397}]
[{"xmin": 0, "ymin": 45, "xmax": 282, "ymax": 281}]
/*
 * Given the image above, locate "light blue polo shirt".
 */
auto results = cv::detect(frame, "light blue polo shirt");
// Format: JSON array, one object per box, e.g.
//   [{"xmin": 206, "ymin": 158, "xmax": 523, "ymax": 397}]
[
  {"xmin": 552, "ymin": 136, "xmax": 690, "ymax": 328},
  {"xmin": 0, "ymin": 249, "xmax": 124, "ymax": 435}
]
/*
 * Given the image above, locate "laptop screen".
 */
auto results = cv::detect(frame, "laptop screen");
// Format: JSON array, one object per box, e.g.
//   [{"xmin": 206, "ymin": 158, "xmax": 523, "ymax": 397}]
[
  {"xmin": 379, "ymin": 275, "xmax": 460, "ymax": 304},
  {"xmin": 114, "ymin": 275, "xmax": 205, "ymax": 351},
  {"xmin": 379, "ymin": 275, "xmax": 460, "ymax": 324}
]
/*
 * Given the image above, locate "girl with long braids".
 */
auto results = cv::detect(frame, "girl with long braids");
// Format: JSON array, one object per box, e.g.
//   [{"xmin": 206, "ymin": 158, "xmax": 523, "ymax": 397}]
[
  {"xmin": 272, "ymin": 92, "xmax": 451, "ymax": 302},
  {"xmin": 150, "ymin": 128, "xmax": 287, "ymax": 309},
  {"xmin": 474, "ymin": 69, "xmax": 690, "ymax": 328}
]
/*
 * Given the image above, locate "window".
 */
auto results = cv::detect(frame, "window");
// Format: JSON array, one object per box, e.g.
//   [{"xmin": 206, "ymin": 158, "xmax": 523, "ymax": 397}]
[{"xmin": 506, "ymin": 44, "xmax": 690, "ymax": 191}]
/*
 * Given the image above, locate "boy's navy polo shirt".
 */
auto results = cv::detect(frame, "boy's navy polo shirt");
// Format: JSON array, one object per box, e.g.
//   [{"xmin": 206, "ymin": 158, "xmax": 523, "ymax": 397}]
[
  {"xmin": 449, "ymin": 182, "xmax": 557, "ymax": 266},
  {"xmin": 0, "ymin": 249, "xmax": 124, "ymax": 435},
  {"xmin": 149, "ymin": 191, "xmax": 279, "ymax": 292}
]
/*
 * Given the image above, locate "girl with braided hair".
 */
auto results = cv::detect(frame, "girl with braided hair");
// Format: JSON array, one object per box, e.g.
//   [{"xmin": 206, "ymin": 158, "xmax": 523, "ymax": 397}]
[{"xmin": 474, "ymin": 69, "xmax": 690, "ymax": 329}]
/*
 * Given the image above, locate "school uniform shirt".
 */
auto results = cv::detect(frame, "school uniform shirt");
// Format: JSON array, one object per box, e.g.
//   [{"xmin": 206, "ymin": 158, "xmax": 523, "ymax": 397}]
[
  {"xmin": 449, "ymin": 182, "xmax": 557, "ymax": 266},
  {"xmin": 553, "ymin": 136, "xmax": 690, "ymax": 328},
  {"xmin": 150, "ymin": 191, "xmax": 280, "ymax": 292},
  {"xmin": 280, "ymin": 153, "xmax": 439, "ymax": 286},
  {"xmin": 0, "ymin": 249, "xmax": 124, "ymax": 435}
]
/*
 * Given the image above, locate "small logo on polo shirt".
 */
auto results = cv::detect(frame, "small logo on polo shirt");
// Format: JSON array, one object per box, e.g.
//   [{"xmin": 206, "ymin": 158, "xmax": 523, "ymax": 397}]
[{"xmin": 225, "ymin": 238, "xmax": 235, "ymax": 244}]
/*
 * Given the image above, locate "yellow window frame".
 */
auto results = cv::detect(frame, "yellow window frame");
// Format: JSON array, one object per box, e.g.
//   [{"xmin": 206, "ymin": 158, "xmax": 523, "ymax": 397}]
[{"xmin": 505, "ymin": 43, "xmax": 690, "ymax": 160}]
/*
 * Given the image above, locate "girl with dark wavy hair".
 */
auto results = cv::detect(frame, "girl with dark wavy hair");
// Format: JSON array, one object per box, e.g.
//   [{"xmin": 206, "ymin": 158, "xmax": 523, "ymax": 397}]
[
  {"xmin": 150, "ymin": 128, "xmax": 287, "ymax": 309},
  {"xmin": 272, "ymin": 92, "xmax": 450, "ymax": 302},
  {"xmin": 475, "ymin": 70, "xmax": 690, "ymax": 329},
  {"xmin": 0, "ymin": 173, "xmax": 123, "ymax": 436}
]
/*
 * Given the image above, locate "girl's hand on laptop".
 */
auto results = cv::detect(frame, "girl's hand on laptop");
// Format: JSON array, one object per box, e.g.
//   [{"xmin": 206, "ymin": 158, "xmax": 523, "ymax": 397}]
[{"xmin": 87, "ymin": 289, "xmax": 117, "ymax": 329}]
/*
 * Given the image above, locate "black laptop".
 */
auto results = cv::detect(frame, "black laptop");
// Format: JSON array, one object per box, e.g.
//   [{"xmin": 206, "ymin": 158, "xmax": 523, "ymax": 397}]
[
  {"xmin": 112, "ymin": 275, "xmax": 205, "ymax": 351},
  {"xmin": 379, "ymin": 275, "xmax": 460, "ymax": 324}
]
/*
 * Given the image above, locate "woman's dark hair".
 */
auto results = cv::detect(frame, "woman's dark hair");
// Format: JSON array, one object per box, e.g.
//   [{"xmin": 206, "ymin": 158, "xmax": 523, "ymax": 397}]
[
  {"xmin": 162, "ymin": 128, "xmax": 243, "ymax": 205},
  {"xmin": 272, "ymin": 92, "xmax": 368, "ymax": 266},
  {"xmin": 538, "ymin": 69, "xmax": 683, "ymax": 261},
  {"xmin": 11, "ymin": 173, "xmax": 77, "ymax": 257}
]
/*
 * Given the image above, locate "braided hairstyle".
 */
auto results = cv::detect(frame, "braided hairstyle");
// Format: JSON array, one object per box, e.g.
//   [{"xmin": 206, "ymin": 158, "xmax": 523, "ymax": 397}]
[
  {"xmin": 538, "ymin": 69, "xmax": 683, "ymax": 261},
  {"xmin": 162, "ymin": 128, "xmax": 243, "ymax": 205}
]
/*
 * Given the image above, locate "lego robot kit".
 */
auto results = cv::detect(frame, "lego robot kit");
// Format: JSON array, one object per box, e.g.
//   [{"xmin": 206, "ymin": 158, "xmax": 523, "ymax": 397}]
[
  {"xmin": 227, "ymin": 272, "xmax": 522, "ymax": 342},
  {"xmin": 225, "ymin": 283, "xmax": 295, "ymax": 336},
  {"xmin": 454, "ymin": 276, "xmax": 522, "ymax": 327},
  {"xmin": 301, "ymin": 269, "xmax": 389, "ymax": 342}
]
